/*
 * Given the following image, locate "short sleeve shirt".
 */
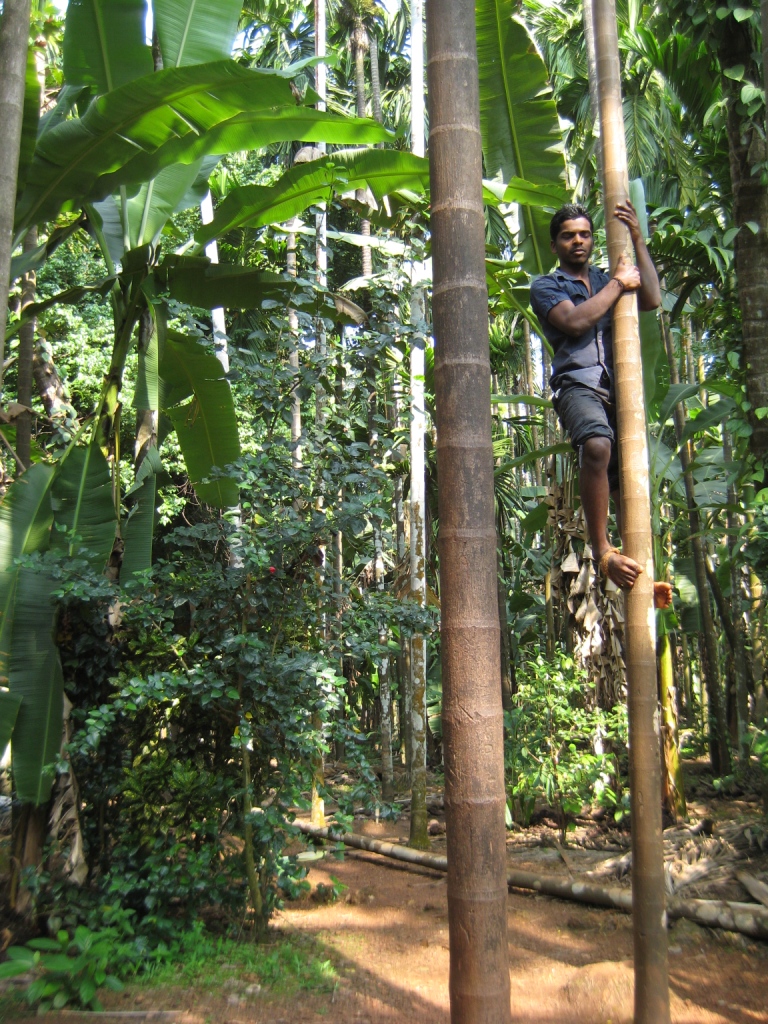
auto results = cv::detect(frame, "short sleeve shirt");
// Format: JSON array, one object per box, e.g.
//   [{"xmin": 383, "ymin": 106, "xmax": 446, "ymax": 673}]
[{"xmin": 530, "ymin": 265, "xmax": 613, "ymax": 394}]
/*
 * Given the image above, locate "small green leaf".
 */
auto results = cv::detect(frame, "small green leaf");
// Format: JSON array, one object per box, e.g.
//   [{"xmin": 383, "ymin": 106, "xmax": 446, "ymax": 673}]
[{"xmin": 723, "ymin": 64, "xmax": 745, "ymax": 80}]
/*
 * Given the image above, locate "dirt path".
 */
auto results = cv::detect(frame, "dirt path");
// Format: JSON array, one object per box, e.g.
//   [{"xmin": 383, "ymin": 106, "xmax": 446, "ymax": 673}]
[
  {"xmin": 264, "ymin": 818, "xmax": 768, "ymax": 1024},
  {"xmin": 66, "ymin": 812, "xmax": 768, "ymax": 1024}
]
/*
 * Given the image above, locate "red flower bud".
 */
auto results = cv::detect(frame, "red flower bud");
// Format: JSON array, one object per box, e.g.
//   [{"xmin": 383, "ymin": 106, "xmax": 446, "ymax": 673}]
[{"xmin": 269, "ymin": 566, "xmax": 276, "ymax": 574}]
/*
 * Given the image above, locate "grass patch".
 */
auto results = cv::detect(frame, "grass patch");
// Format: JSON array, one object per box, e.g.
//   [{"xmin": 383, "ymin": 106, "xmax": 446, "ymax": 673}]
[{"xmin": 136, "ymin": 930, "xmax": 338, "ymax": 996}]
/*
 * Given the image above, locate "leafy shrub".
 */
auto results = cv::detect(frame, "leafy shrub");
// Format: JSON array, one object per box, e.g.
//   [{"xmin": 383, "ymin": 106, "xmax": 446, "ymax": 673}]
[
  {"xmin": 0, "ymin": 927, "xmax": 125, "ymax": 1012},
  {"xmin": 505, "ymin": 650, "xmax": 628, "ymax": 841}
]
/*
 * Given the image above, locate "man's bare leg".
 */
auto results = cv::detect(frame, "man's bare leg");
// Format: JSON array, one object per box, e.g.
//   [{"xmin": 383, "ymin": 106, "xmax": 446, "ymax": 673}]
[{"xmin": 580, "ymin": 437, "xmax": 642, "ymax": 588}]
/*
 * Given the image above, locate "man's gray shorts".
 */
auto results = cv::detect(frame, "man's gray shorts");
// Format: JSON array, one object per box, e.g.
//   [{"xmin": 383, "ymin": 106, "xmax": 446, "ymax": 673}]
[{"xmin": 552, "ymin": 384, "xmax": 620, "ymax": 493}]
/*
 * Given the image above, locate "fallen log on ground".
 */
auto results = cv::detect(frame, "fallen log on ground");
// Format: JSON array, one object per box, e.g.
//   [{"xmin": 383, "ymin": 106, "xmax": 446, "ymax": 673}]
[{"xmin": 295, "ymin": 822, "xmax": 768, "ymax": 941}]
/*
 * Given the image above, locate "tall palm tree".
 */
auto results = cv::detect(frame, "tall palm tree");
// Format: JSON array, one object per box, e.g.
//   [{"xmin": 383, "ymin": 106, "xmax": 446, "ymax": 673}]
[
  {"xmin": 0, "ymin": 0, "xmax": 32, "ymax": 395},
  {"xmin": 426, "ymin": 0, "xmax": 511, "ymax": 1018}
]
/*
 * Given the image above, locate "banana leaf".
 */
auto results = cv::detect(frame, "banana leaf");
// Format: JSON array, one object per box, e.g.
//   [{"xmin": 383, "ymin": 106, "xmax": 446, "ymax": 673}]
[
  {"xmin": 0, "ymin": 465, "xmax": 55, "ymax": 683},
  {"xmin": 62, "ymin": 0, "xmax": 152, "ymax": 93},
  {"xmin": 672, "ymin": 554, "xmax": 701, "ymax": 634},
  {"xmin": 15, "ymin": 60, "xmax": 390, "ymax": 233},
  {"xmin": 127, "ymin": 161, "xmax": 203, "ymax": 249},
  {"xmin": 122, "ymin": 447, "xmax": 163, "ymax": 577},
  {"xmin": 155, "ymin": 255, "xmax": 365, "ymax": 323},
  {"xmin": 86, "ymin": 197, "xmax": 125, "ymax": 270},
  {"xmin": 195, "ymin": 149, "xmax": 430, "ymax": 246},
  {"xmin": 154, "ymin": 0, "xmax": 241, "ymax": 67},
  {"xmin": 630, "ymin": 179, "xmax": 669, "ymax": 417},
  {"xmin": 134, "ymin": 291, "xmax": 165, "ymax": 413},
  {"xmin": 160, "ymin": 333, "xmax": 240, "ymax": 508},
  {"xmin": 17, "ymin": 47, "xmax": 41, "ymax": 195},
  {"xmin": 50, "ymin": 444, "xmax": 117, "ymax": 568},
  {"xmin": 476, "ymin": 4, "xmax": 566, "ymax": 274},
  {"xmin": 9, "ymin": 569, "xmax": 63, "ymax": 806}
]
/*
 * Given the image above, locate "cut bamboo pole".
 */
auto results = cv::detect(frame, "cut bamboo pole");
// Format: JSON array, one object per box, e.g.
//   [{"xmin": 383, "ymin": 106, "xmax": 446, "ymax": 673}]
[
  {"xmin": 295, "ymin": 822, "xmax": 768, "ymax": 941},
  {"xmin": 592, "ymin": 0, "xmax": 670, "ymax": 1019}
]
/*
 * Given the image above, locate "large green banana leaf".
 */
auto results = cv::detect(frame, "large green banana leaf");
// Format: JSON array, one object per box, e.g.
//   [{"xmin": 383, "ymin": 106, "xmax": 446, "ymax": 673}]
[
  {"xmin": 15, "ymin": 61, "xmax": 390, "ymax": 234},
  {"xmin": 0, "ymin": 467, "xmax": 59, "ymax": 807},
  {"xmin": 476, "ymin": 2, "xmax": 566, "ymax": 274},
  {"xmin": 134, "ymin": 284, "xmax": 166, "ymax": 413},
  {"xmin": 0, "ymin": 465, "xmax": 55, "ymax": 682},
  {"xmin": 195, "ymin": 149, "xmax": 430, "ymax": 247},
  {"xmin": 50, "ymin": 444, "xmax": 117, "ymax": 567},
  {"xmin": 155, "ymin": 255, "xmax": 362, "ymax": 322},
  {"xmin": 629, "ymin": 178, "xmax": 669, "ymax": 418},
  {"xmin": 154, "ymin": 0, "xmax": 242, "ymax": 67},
  {"xmin": 0, "ymin": 446, "xmax": 117, "ymax": 804},
  {"xmin": 8, "ymin": 568, "xmax": 63, "ymax": 806},
  {"xmin": 127, "ymin": 162, "xmax": 204, "ymax": 249},
  {"xmin": 122, "ymin": 447, "xmax": 163, "ymax": 577},
  {"xmin": 160, "ymin": 333, "xmax": 240, "ymax": 508},
  {"xmin": 125, "ymin": 0, "xmax": 244, "ymax": 254},
  {"xmin": 62, "ymin": 0, "xmax": 152, "ymax": 93},
  {"xmin": 17, "ymin": 48, "xmax": 41, "ymax": 196}
]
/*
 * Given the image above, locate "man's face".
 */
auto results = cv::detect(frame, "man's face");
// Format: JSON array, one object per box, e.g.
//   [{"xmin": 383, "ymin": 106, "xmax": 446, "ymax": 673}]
[{"xmin": 551, "ymin": 217, "xmax": 593, "ymax": 269}]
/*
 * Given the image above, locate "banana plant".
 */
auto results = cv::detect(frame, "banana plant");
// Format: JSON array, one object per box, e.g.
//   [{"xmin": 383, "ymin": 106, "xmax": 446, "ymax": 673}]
[
  {"xmin": 475, "ymin": 0, "xmax": 568, "ymax": 276},
  {"xmin": 0, "ymin": 0, "xmax": 386, "ymax": 809}
]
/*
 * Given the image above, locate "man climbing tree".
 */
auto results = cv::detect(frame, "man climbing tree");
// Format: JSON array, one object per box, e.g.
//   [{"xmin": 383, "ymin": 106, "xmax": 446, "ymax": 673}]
[{"xmin": 531, "ymin": 200, "xmax": 673, "ymax": 608}]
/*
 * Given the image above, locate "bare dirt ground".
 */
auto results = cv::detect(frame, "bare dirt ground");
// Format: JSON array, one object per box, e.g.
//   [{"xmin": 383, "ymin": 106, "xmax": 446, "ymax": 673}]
[{"xmin": 5, "ymin": 764, "xmax": 768, "ymax": 1024}]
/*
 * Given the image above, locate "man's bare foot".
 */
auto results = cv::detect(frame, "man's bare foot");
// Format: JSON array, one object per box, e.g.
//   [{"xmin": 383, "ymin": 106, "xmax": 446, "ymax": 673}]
[
  {"xmin": 654, "ymin": 582, "xmax": 673, "ymax": 609},
  {"xmin": 598, "ymin": 548, "xmax": 643, "ymax": 589}
]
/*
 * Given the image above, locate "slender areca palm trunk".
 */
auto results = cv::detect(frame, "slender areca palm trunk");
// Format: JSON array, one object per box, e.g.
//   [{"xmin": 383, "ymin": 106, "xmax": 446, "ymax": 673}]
[
  {"xmin": 592, "ymin": 1, "xmax": 670, "ymax": 1019},
  {"xmin": 720, "ymin": 15, "xmax": 768, "ymax": 463},
  {"xmin": 724, "ymin": 429, "xmax": 749, "ymax": 758},
  {"xmin": 309, "ymin": 0, "xmax": 329, "ymax": 828},
  {"xmin": 661, "ymin": 312, "xmax": 730, "ymax": 773},
  {"xmin": 16, "ymin": 227, "xmax": 37, "ymax": 470},
  {"xmin": 582, "ymin": 0, "xmax": 604, "ymax": 187},
  {"xmin": 200, "ymin": 191, "xmax": 229, "ymax": 372},
  {"xmin": 0, "ymin": 0, "xmax": 30, "ymax": 392},
  {"xmin": 407, "ymin": 0, "xmax": 430, "ymax": 851},
  {"xmin": 427, "ymin": 2, "xmax": 511, "ymax": 1019}
]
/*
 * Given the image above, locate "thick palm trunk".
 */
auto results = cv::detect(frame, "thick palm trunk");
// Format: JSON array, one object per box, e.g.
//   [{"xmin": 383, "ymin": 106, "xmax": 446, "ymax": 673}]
[
  {"xmin": 426, "ymin": 2, "xmax": 511, "ymax": 1020},
  {"xmin": 592, "ymin": 1, "xmax": 670, "ymax": 1020},
  {"xmin": 0, "ymin": 0, "xmax": 31, "ymax": 392}
]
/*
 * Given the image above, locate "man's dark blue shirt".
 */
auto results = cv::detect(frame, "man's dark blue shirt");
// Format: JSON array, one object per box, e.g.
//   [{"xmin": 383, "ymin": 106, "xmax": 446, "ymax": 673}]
[{"xmin": 530, "ymin": 265, "xmax": 613, "ymax": 396}]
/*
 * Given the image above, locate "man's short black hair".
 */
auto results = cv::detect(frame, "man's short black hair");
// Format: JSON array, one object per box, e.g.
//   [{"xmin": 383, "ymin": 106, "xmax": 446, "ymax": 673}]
[{"xmin": 549, "ymin": 203, "xmax": 594, "ymax": 241}]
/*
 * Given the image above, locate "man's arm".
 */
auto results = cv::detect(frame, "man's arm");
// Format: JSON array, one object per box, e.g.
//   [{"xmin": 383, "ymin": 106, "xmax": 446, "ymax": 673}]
[
  {"xmin": 615, "ymin": 199, "xmax": 661, "ymax": 311},
  {"xmin": 546, "ymin": 264, "xmax": 637, "ymax": 338}
]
